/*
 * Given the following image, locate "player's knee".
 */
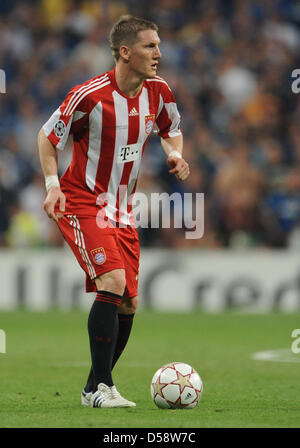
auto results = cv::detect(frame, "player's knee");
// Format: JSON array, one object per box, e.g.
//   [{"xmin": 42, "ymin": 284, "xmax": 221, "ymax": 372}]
[
  {"xmin": 95, "ymin": 269, "xmax": 126, "ymax": 296},
  {"xmin": 119, "ymin": 296, "xmax": 139, "ymax": 314}
]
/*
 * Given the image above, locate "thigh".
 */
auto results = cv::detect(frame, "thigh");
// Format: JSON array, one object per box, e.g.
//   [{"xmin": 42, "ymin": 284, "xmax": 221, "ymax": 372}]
[
  {"xmin": 115, "ymin": 226, "xmax": 140, "ymax": 299},
  {"xmin": 58, "ymin": 214, "xmax": 125, "ymax": 287}
]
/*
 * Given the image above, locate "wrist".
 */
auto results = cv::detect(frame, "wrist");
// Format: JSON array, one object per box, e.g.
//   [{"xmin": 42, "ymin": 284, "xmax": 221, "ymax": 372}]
[
  {"xmin": 168, "ymin": 150, "xmax": 182, "ymax": 159},
  {"xmin": 45, "ymin": 175, "xmax": 60, "ymax": 192}
]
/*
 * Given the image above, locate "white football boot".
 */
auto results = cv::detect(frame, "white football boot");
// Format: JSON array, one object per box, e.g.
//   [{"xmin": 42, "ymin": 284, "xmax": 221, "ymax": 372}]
[
  {"xmin": 90, "ymin": 383, "xmax": 136, "ymax": 408},
  {"xmin": 110, "ymin": 385, "xmax": 136, "ymax": 407},
  {"xmin": 81, "ymin": 389, "xmax": 93, "ymax": 407}
]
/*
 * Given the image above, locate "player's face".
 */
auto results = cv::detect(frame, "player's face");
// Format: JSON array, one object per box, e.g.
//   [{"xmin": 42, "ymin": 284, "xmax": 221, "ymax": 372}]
[{"xmin": 128, "ymin": 29, "xmax": 162, "ymax": 79}]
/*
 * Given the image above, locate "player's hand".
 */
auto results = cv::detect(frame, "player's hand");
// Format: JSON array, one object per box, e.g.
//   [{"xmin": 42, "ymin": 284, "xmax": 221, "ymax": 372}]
[
  {"xmin": 167, "ymin": 156, "xmax": 190, "ymax": 181},
  {"xmin": 43, "ymin": 187, "xmax": 66, "ymax": 223}
]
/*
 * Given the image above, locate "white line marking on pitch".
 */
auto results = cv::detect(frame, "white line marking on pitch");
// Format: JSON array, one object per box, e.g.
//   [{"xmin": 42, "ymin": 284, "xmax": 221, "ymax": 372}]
[{"xmin": 252, "ymin": 349, "xmax": 300, "ymax": 363}]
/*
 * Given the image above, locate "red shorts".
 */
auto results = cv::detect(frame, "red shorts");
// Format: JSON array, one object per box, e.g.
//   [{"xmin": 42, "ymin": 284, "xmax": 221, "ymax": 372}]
[{"xmin": 58, "ymin": 214, "xmax": 140, "ymax": 298}]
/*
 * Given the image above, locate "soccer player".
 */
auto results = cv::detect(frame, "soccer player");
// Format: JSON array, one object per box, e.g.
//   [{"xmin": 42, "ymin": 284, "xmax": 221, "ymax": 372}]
[{"xmin": 37, "ymin": 15, "xmax": 189, "ymax": 408}]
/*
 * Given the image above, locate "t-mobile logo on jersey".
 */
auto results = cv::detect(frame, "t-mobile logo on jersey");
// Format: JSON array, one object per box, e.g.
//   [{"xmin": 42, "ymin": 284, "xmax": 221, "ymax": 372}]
[
  {"xmin": 118, "ymin": 144, "xmax": 141, "ymax": 163},
  {"xmin": 0, "ymin": 329, "xmax": 6, "ymax": 353},
  {"xmin": 0, "ymin": 69, "xmax": 6, "ymax": 94}
]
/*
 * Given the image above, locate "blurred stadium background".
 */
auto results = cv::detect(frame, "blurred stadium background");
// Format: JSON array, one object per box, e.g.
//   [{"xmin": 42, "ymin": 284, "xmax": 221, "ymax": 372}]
[{"xmin": 0, "ymin": 0, "xmax": 300, "ymax": 313}]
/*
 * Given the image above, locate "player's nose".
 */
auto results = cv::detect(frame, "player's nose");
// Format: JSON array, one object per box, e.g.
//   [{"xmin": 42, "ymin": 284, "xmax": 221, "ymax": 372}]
[{"xmin": 155, "ymin": 46, "xmax": 162, "ymax": 59}]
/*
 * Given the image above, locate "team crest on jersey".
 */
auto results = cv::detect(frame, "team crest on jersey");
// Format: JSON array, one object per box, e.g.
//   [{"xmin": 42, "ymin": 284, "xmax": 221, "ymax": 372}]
[
  {"xmin": 54, "ymin": 120, "xmax": 66, "ymax": 138},
  {"xmin": 91, "ymin": 247, "xmax": 106, "ymax": 265},
  {"xmin": 145, "ymin": 114, "xmax": 155, "ymax": 135}
]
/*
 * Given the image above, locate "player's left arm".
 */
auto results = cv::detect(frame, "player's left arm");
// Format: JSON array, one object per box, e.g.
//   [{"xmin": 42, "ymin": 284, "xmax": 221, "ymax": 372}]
[
  {"xmin": 161, "ymin": 134, "xmax": 190, "ymax": 182},
  {"xmin": 155, "ymin": 80, "xmax": 190, "ymax": 182}
]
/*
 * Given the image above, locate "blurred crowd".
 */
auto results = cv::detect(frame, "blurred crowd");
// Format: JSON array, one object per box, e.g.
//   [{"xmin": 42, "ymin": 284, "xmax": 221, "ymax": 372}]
[{"xmin": 1, "ymin": 0, "xmax": 300, "ymax": 250}]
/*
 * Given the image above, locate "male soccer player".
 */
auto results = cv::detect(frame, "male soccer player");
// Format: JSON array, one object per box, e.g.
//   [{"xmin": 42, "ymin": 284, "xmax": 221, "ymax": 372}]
[{"xmin": 38, "ymin": 15, "xmax": 189, "ymax": 408}]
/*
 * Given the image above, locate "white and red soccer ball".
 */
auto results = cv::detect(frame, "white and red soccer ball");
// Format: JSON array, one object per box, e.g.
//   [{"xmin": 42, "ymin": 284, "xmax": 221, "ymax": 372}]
[{"xmin": 150, "ymin": 362, "xmax": 203, "ymax": 409}]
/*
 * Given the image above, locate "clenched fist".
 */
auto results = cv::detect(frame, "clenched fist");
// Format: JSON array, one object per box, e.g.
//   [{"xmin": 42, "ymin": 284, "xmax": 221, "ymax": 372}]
[{"xmin": 167, "ymin": 156, "xmax": 190, "ymax": 181}]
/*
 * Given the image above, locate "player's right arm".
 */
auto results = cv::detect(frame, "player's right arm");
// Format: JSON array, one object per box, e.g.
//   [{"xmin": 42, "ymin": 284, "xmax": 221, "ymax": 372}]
[
  {"xmin": 38, "ymin": 79, "xmax": 91, "ymax": 221},
  {"xmin": 37, "ymin": 84, "xmax": 84, "ymax": 222},
  {"xmin": 37, "ymin": 128, "xmax": 66, "ymax": 223}
]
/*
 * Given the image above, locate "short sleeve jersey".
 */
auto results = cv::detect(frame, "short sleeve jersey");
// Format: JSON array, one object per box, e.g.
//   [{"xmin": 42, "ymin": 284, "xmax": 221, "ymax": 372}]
[{"xmin": 42, "ymin": 67, "xmax": 182, "ymax": 225}]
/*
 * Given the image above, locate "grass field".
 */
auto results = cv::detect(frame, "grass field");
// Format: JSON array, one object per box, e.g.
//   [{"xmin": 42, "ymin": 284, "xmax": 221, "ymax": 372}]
[{"xmin": 0, "ymin": 309, "xmax": 300, "ymax": 428}]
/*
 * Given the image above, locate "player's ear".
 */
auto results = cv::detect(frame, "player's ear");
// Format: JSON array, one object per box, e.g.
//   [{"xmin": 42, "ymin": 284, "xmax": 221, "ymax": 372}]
[{"xmin": 119, "ymin": 45, "xmax": 131, "ymax": 62}]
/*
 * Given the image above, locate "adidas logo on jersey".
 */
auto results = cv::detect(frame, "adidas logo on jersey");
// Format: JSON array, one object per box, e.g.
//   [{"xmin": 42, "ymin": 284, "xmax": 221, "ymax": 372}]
[{"xmin": 129, "ymin": 107, "xmax": 139, "ymax": 116}]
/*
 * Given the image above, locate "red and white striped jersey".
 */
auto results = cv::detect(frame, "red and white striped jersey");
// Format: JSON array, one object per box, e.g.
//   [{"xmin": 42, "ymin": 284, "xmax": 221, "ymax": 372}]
[{"xmin": 42, "ymin": 67, "xmax": 182, "ymax": 225}]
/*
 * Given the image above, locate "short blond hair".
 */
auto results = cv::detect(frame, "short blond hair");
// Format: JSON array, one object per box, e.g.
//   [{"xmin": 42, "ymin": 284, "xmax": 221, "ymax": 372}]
[{"xmin": 109, "ymin": 15, "xmax": 158, "ymax": 61}]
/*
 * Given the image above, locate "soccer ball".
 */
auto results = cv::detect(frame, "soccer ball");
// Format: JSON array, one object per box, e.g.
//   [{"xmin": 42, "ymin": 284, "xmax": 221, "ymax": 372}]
[{"xmin": 150, "ymin": 362, "xmax": 203, "ymax": 409}]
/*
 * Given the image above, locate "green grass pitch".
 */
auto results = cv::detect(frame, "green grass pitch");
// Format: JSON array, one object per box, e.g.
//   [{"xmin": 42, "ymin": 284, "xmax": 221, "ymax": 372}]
[{"xmin": 0, "ymin": 309, "xmax": 300, "ymax": 428}]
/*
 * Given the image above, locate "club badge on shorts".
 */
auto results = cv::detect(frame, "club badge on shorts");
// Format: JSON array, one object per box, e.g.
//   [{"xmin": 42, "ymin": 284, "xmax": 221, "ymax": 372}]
[
  {"xmin": 91, "ymin": 247, "xmax": 106, "ymax": 265},
  {"xmin": 145, "ymin": 114, "xmax": 155, "ymax": 135}
]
